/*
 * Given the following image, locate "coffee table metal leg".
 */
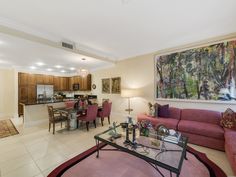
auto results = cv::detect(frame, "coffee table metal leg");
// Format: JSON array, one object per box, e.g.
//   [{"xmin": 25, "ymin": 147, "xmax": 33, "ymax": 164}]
[{"xmin": 96, "ymin": 139, "xmax": 99, "ymax": 158}]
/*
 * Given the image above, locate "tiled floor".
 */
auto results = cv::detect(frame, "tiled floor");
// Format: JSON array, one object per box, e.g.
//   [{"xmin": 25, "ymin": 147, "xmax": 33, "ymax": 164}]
[{"xmin": 0, "ymin": 116, "xmax": 234, "ymax": 177}]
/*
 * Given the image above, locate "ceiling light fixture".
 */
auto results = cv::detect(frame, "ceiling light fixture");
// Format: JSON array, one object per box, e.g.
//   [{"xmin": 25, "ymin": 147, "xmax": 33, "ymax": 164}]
[
  {"xmin": 36, "ymin": 62, "xmax": 45, "ymax": 66},
  {"xmin": 55, "ymin": 65, "xmax": 63, "ymax": 68},
  {"xmin": 69, "ymin": 67, "xmax": 75, "ymax": 71},
  {"xmin": 47, "ymin": 68, "xmax": 53, "ymax": 71},
  {"xmin": 30, "ymin": 66, "xmax": 36, "ymax": 70},
  {"xmin": 81, "ymin": 58, "xmax": 86, "ymax": 61},
  {"xmin": 61, "ymin": 70, "xmax": 66, "ymax": 73}
]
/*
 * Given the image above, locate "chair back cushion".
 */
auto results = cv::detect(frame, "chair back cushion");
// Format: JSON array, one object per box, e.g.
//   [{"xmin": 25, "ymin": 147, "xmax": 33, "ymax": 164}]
[
  {"xmin": 181, "ymin": 109, "xmax": 221, "ymax": 124},
  {"xmin": 65, "ymin": 101, "xmax": 75, "ymax": 109},
  {"xmin": 86, "ymin": 105, "xmax": 98, "ymax": 121},
  {"xmin": 102, "ymin": 101, "xmax": 112, "ymax": 117}
]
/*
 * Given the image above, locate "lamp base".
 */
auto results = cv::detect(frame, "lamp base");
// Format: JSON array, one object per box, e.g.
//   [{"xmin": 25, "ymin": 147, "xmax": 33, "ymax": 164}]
[{"xmin": 125, "ymin": 108, "xmax": 133, "ymax": 114}]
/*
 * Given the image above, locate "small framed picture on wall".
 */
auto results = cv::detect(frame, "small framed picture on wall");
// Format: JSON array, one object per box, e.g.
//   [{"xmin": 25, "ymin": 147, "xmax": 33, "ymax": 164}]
[
  {"xmin": 111, "ymin": 77, "xmax": 121, "ymax": 94},
  {"xmin": 102, "ymin": 78, "xmax": 110, "ymax": 94}
]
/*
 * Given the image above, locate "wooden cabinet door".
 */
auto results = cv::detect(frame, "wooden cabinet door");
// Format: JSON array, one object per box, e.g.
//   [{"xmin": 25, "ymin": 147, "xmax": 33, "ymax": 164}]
[
  {"xmin": 68, "ymin": 77, "xmax": 74, "ymax": 91},
  {"xmin": 28, "ymin": 74, "xmax": 37, "ymax": 85},
  {"xmin": 18, "ymin": 86, "xmax": 28, "ymax": 103},
  {"xmin": 53, "ymin": 76, "xmax": 60, "ymax": 91},
  {"xmin": 81, "ymin": 74, "xmax": 91, "ymax": 91},
  {"xmin": 18, "ymin": 73, "xmax": 28, "ymax": 86},
  {"xmin": 36, "ymin": 74, "xmax": 44, "ymax": 84},
  {"xmin": 28, "ymin": 85, "xmax": 36, "ymax": 103},
  {"xmin": 44, "ymin": 75, "xmax": 54, "ymax": 84},
  {"xmin": 59, "ymin": 77, "xmax": 69, "ymax": 91}
]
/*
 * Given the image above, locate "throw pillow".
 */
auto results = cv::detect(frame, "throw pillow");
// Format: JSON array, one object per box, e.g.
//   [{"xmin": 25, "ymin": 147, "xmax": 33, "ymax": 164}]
[
  {"xmin": 220, "ymin": 108, "xmax": 236, "ymax": 129},
  {"xmin": 158, "ymin": 104, "xmax": 170, "ymax": 118}
]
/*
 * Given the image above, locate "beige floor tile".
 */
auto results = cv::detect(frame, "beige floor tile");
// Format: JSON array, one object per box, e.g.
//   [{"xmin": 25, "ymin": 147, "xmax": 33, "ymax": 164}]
[
  {"xmin": 0, "ymin": 154, "xmax": 34, "ymax": 175},
  {"xmin": 35, "ymin": 152, "xmax": 67, "ymax": 171},
  {"xmin": 2, "ymin": 162, "xmax": 41, "ymax": 177},
  {"xmin": 0, "ymin": 145, "xmax": 28, "ymax": 163}
]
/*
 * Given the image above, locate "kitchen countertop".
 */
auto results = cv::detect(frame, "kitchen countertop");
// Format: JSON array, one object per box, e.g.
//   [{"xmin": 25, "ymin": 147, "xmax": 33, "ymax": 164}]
[{"xmin": 20, "ymin": 100, "xmax": 67, "ymax": 106}]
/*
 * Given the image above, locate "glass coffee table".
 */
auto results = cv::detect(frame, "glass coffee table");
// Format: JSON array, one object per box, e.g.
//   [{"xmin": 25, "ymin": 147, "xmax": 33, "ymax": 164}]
[{"xmin": 94, "ymin": 125, "xmax": 188, "ymax": 177}]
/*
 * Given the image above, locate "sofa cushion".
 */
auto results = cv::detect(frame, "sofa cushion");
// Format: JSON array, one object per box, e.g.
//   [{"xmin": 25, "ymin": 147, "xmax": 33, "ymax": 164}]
[
  {"xmin": 137, "ymin": 114, "xmax": 178, "ymax": 130},
  {"xmin": 181, "ymin": 109, "xmax": 221, "ymax": 124},
  {"xmin": 169, "ymin": 107, "xmax": 181, "ymax": 120},
  {"xmin": 225, "ymin": 130, "xmax": 236, "ymax": 154},
  {"xmin": 178, "ymin": 120, "xmax": 224, "ymax": 140}
]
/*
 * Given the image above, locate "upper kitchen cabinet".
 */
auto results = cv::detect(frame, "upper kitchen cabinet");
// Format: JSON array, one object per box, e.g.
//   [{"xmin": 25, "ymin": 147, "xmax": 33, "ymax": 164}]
[
  {"xmin": 44, "ymin": 75, "xmax": 54, "ymax": 84},
  {"xmin": 59, "ymin": 77, "xmax": 69, "ymax": 91},
  {"xmin": 81, "ymin": 74, "xmax": 91, "ymax": 91},
  {"xmin": 68, "ymin": 77, "xmax": 74, "ymax": 91},
  {"xmin": 28, "ymin": 74, "xmax": 37, "ymax": 85},
  {"xmin": 18, "ymin": 72, "xmax": 28, "ymax": 86},
  {"xmin": 53, "ymin": 76, "xmax": 60, "ymax": 91},
  {"xmin": 36, "ymin": 74, "xmax": 44, "ymax": 84}
]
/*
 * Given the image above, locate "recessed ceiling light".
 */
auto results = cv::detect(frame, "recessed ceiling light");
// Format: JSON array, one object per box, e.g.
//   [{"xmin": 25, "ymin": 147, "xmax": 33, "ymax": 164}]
[
  {"xmin": 55, "ymin": 65, "xmax": 63, "ymax": 68},
  {"xmin": 36, "ymin": 62, "xmax": 45, "ymax": 66},
  {"xmin": 0, "ymin": 40, "xmax": 4, "ymax": 45},
  {"xmin": 81, "ymin": 58, "xmax": 86, "ymax": 61},
  {"xmin": 47, "ymin": 68, "xmax": 53, "ymax": 71},
  {"xmin": 30, "ymin": 66, "xmax": 36, "ymax": 70},
  {"xmin": 61, "ymin": 70, "xmax": 66, "ymax": 73},
  {"xmin": 69, "ymin": 67, "xmax": 75, "ymax": 71}
]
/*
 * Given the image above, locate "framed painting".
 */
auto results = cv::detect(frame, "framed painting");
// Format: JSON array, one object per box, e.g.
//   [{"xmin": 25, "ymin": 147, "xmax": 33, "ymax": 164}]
[
  {"xmin": 102, "ymin": 78, "xmax": 110, "ymax": 94},
  {"xmin": 155, "ymin": 40, "xmax": 236, "ymax": 102},
  {"xmin": 111, "ymin": 77, "xmax": 121, "ymax": 94}
]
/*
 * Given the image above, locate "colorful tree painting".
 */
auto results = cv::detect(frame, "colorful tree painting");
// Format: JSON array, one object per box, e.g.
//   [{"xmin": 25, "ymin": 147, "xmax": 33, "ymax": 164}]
[{"xmin": 155, "ymin": 40, "xmax": 236, "ymax": 101}]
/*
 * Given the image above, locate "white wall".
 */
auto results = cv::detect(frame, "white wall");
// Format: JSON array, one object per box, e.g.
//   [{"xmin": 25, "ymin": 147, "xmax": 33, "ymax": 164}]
[
  {"xmin": 91, "ymin": 53, "xmax": 236, "ymax": 119},
  {"xmin": 0, "ymin": 68, "xmax": 17, "ymax": 118}
]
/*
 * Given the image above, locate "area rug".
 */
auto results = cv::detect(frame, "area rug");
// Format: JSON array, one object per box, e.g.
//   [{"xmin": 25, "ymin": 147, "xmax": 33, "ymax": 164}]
[
  {"xmin": 0, "ymin": 119, "xmax": 19, "ymax": 138},
  {"xmin": 48, "ymin": 143, "xmax": 226, "ymax": 177}
]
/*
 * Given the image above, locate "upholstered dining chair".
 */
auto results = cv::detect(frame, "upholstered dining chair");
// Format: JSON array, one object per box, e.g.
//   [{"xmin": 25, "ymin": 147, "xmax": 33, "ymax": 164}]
[
  {"xmin": 47, "ymin": 105, "xmax": 69, "ymax": 134},
  {"xmin": 97, "ymin": 101, "xmax": 112, "ymax": 126},
  {"xmin": 77, "ymin": 104, "xmax": 98, "ymax": 131}
]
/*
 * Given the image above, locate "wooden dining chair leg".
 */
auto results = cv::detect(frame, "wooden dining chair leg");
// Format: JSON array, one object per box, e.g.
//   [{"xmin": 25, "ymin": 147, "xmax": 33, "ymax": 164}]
[
  {"xmin": 67, "ymin": 120, "xmax": 70, "ymax": 130},
  {"xmin": 101, "ymin": 118, "xmax": 104, "ymax": 126},
  {"xmin": 86, "ymin": 122, "xmax": 89, "ymax": 131},
  {"xmin": 61, "ymin": 122, "xmax": 62, "ymax": 128},
  {"xmin": 49, "ymin": 122, "xmax": 51, "ymax": 132},
  {"xmin": 108, "ymin": 116, "xmax": 110, "ymax": 124},
  {"xmin": 53, "ymin": 123, "xmax": 55, "ymax": 134},
  {"xmin": 93, "ymin": 120, "xmax": 96, "ymax": 128}
]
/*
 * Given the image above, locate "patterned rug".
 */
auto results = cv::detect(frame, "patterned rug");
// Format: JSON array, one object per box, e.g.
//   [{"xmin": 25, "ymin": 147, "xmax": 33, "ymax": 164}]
[{"xmin": 0, "ymin": 119, "xmax": 19, "ymax": 138}]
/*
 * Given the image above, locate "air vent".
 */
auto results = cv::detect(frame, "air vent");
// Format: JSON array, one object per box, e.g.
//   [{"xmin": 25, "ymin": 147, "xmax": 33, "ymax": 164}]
[{"xmin": 61, "ymin": 42, "xmax": 74, "ymax": 50}]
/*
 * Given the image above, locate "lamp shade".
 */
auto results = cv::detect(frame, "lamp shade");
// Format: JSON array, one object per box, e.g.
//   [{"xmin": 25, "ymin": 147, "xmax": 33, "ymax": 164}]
[{"xmin": 121, "ymin": 89, "xmax": 141, "ymax": 98}]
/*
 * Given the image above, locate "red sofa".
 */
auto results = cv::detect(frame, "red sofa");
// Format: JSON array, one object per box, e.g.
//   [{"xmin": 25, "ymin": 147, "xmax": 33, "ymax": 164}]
[
  {"xmin": 137, "ymin": 107, "xmax": 236, "ymax": 175},
  {"xmin": 224, "ymin": 128, "xmax": 236, "ymax": 175}
]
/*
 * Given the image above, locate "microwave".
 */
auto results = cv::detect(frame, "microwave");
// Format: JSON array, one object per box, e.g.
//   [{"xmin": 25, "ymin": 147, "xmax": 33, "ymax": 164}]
[{"xmin": 73, "ymin": 84, "xmax": 80, "ymax": 91}]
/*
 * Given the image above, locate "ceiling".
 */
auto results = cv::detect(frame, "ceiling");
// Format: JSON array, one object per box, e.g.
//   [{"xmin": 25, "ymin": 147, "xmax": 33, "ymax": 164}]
[{"xmin": 0, "ymin": 0, "xmax": 236, "ymax": 71}]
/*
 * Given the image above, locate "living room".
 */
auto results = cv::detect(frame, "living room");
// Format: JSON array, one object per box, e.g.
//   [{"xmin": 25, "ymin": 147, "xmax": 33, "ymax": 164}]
[{"xmin": 0, "ymin": 1, "xmax": 236, "ymax": 177}]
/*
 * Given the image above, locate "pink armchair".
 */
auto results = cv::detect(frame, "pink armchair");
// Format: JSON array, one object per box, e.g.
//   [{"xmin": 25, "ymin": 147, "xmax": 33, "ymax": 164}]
[
  {"xmin": 78, "ymin": 104, "xmax": 98, "ymax": 131},
  {"xmin": 97, "ymin": 102, "xmax": 112, "ymax": 126}
]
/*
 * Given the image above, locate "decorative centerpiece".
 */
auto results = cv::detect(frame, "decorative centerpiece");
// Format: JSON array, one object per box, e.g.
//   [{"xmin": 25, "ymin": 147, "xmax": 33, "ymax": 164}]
[
  {"xmin": 108, "ymin": 122, "xmax": 121, "ymax": 140},
  {"xmin": 156, "ymin": 125, "xmax": 169, "ymax": 152},
  {"xmin": 148, "ymin": 102, "xmax": 154, "ymax": 116},
  {"xmin": 138, "ymin": 120, "xmax": 152, "ymax": 137}
]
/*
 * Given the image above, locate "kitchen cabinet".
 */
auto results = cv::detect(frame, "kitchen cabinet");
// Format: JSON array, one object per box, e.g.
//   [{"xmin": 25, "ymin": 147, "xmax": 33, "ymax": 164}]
[
  {"xmin": 44, "ymin": 75, "xmax": 54, "ymax": 84},
  {"xmin": 18, "ymin": 86, "xmax": 28, "ymax": 103},
  {"xmin": 36, "ymin": 74, "xmax": 44, "ymax": 84},
  {"xmin": 81, "ymin": 74, "xmax": 91, "ymax": 91},
  {"xmin": 19, "ymin": 73, "xmax": 28, "ymax": 86},
  {"xmin": 53, "ymin": 76, "xmax": 60, "ymax": 91},
  {"xmin": 59, "ymin": 77, "xmax": 69, "ymax": 91},
  {"xmin": 28, "ymin": 74, "xmax": 37, "ymax": 85},
  {"xmin": 28, "ymin": 85, "xmax": 37, "ymax": 103},
  {"xmin": 68, "ymin": 77, "xmax": 74, "ymax": 91}
]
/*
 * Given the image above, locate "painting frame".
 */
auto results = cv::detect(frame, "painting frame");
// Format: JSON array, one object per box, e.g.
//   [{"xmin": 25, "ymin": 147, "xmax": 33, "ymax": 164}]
[
  {"xmin": 102, "ymin": 78, "xmax": 110, "ymax": 94},
  {"xmin": 154, "ymin": 39, "xmax": 236, "ymax": 103},
  {"xmin": 111, "ymin": 77, "xmax": 121, "ymax": 94}
]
